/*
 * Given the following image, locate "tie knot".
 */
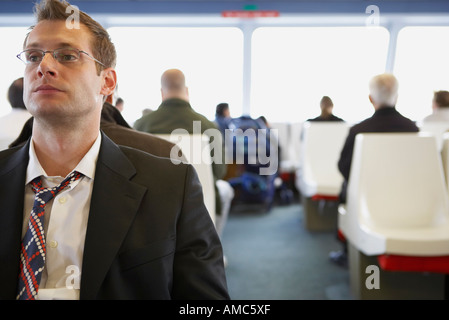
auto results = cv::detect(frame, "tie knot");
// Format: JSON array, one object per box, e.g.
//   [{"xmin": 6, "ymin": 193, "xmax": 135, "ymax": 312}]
[{"xmin": 30, "ymin": 171, "xmax": 83, "ymax": 197}]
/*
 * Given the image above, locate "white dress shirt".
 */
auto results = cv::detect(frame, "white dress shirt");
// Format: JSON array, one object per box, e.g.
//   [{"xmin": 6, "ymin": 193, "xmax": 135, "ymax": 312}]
[
  {"xmin": 22, "ymin": 133, "xmax": 101, "ymax": 300},
  {"xmin": 422, "ymin": 108, "xmax": 449, "ymax": 122}
]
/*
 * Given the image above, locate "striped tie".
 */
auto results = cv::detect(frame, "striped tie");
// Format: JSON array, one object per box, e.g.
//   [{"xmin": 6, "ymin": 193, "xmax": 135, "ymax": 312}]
[{"xmin": 16, "ymin": 171, "xmax": 83, "ymax": 300}]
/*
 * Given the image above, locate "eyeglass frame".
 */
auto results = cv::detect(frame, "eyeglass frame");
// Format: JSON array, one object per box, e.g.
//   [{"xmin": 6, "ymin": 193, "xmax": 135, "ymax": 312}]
[{"xmin": 16, "ymin": 47, "xmax": 106, "ymax": 67}]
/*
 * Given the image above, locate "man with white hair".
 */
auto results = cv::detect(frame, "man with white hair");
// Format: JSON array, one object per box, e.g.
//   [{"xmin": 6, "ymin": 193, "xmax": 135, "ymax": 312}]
[
  {"xmin": 337, "ymin": 73, "xmax": 419, "ymax": 203},
  {"xmin": 330, "ymin": 73, "xmax": 419, "ymax": 267}
]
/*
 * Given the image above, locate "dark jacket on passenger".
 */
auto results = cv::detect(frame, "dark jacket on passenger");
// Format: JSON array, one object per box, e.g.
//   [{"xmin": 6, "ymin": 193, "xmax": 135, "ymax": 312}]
[
  {"xmin": 338, "ymin": 106, "xmax": 419, "ymax": 203},
  {"xmin": 307, "ymin": 114, "xmax": 344, "ymax": 122}
]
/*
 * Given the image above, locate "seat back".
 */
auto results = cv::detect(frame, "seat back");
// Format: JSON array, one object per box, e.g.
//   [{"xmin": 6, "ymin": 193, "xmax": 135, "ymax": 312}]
[
  {"xmin": 441, "ymin": 132, "xmax": 449, "ymax": 191},
  {"xmin": 340, "ymin": 133, "xmax": 449, "ymax": 255},
  {"xmin": 289, "ymin": 122, "xmax": 304, "ymax": 171},
  {"xmin": 417, "ymin": 121, "xmax": 449, "ymax": 151},
  {"xmin": 155, "ymin": 133, "xmax": 216, "ymax": 224},
  {"xmin": 269, "ymin": 122, "xmax": 291, "ymax": 172},
  {"xmin": 296, "ymin": 121, "xmax": 349, "ymax": 197}
]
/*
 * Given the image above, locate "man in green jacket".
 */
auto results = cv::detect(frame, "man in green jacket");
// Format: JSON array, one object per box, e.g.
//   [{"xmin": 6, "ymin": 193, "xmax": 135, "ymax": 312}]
[{"xmin": 134, "ymin": 69, "xmax": 233, "ymax": 237}]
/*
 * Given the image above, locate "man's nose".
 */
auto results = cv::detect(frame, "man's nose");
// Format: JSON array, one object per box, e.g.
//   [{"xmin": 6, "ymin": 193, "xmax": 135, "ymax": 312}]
[{"xmin": 37, "ymin": 52, "xmax": 58, "ymax": 77}]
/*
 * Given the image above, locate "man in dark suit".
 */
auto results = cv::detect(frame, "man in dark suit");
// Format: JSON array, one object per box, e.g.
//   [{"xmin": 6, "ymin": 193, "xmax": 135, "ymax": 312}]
[
  {"xmin": 330, "ymin": 73, "xmax": 419, "ymax": 266},
  {"xmin": 0, "ymin": 0, "xmax": 229, "ymax": 300}
]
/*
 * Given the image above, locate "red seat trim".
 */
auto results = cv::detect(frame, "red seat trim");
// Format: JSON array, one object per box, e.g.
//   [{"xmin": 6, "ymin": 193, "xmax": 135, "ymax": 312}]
[
  {"xmin": 337, "ymin": 229, "xmax": 346, "ymax": 243},
  {"xmin": 378, "ymin": 254, "xmax": 449, "ymax": 274},
  {"xmin": 311, "ymin": 194, "xmax": 339, "ymax": 201}
]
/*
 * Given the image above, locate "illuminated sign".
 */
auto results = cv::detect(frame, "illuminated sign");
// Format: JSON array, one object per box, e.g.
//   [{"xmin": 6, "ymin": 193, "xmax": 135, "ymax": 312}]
[{"xmin": 221, "ymin": 10, "xmax": 280, "ymax": 18}]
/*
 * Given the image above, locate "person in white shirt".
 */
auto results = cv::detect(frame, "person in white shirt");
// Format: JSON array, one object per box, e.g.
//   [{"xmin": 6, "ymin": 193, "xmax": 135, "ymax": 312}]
[
  {"xmin": 0, "ymin": 77, "xmax": 31, "ymax": 150},
  {"xmin": 422, "ymin": 90, "xmax": 449, "ymax": 122}
]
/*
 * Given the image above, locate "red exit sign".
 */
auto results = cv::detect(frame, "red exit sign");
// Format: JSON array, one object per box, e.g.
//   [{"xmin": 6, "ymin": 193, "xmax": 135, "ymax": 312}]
[{"xmin": 222, "ymin": 10, "xmax": 280, "ymax": 18}]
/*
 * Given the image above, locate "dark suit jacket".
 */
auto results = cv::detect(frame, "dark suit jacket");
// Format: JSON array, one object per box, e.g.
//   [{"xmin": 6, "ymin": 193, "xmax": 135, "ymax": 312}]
[
  {"xmin": 338, "ymin": 107, "xmax": 419, "ymax": 203},
  {"xmin": 0, "ymin": 133, "xmax": 229, "ymax": 300}
]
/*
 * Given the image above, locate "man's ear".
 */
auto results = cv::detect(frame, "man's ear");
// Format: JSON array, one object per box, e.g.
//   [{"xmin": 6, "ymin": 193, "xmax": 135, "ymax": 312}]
[{"xmin": 100, "ymin": 68, "xmax": 117, "ymax": 97}]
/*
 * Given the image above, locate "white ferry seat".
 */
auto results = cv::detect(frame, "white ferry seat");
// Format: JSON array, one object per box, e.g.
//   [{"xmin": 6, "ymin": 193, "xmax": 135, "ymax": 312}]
[
  {"xmin": 338, "ymin": 133, "xmax": 449, "ymax": 274},
  {"xmin": 296, "ymin": 121, "xmax": 349, "ymax": 200}
]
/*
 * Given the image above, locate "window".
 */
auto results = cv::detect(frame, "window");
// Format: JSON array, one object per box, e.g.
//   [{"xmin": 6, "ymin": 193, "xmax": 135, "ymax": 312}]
[
  {"xmin": 394, "ymin": 26, "xmax": 449, "ymax": 121},
  {"xmin": 0, "ymin": 27, "xmax": 29, "ymax": 117},
  {"xmin": 251, "ymin": 27, "xmax": 390, "ymax": 123},
  {"xmin": 108, "ymin": 27, "xmax": 243, "ymax": 125}
]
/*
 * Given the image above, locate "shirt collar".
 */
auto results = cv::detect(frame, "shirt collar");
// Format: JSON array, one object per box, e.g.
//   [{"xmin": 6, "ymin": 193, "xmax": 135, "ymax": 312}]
[{"xmin": 25, "ymin": 132, "xmax": 102, "ymax": 185}]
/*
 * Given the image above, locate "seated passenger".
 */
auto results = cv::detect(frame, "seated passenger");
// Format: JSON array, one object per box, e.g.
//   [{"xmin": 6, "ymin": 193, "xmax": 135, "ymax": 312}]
[
  {"xmin": 133, "ymin": 68, "xmax": 233, "ymax": 238},
  {"xmin": 330, "ymin": 73, "xmax": 419, "ymax": 267},
  {"xmin": 307, "ymin": 96, "xmax": 344, "ymax": 122},
  {"xmin": 3, "ymin": 0, "xmax": 228, "ymax": 300},
  {"xmin": 422, "ymin": 90, "xmax": 449, "ymax": 122},
  {"xmin": 214, "ymin": 102, "xmax": 233, "ymax": 138}
]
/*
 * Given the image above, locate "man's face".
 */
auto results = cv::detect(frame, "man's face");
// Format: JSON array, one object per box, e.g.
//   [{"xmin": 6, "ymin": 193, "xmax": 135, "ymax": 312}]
[{"xmin": 23, "ymin": 20, "xmax": 105, "ymax": 123}]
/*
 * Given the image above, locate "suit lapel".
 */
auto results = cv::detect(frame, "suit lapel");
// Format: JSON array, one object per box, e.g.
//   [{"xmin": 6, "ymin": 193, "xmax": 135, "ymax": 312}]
[
  {"xmin": 0, "ymin": 142, "xmax": 29, "ymax": 299},
  {"xmin": 80, "ymin": 133, "xmax": 147, "ymax": 300}
]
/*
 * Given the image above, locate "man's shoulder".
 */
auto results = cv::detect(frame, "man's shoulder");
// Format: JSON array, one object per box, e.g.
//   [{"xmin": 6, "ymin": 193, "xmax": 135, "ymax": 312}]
[
  {"xmin": 332, "ymin": 115, "xmax": 345, "ymax": 121},
  {"xmin": 133, "ymin": 110, "xmax": 160, "ymax": 130},
  {"xmin": 0, "ymin": 143, "xmax": 28, "ymax": 175},
  {"xmin": 0, "ymin": 145, "xmax": 22, "ymax": 159},
  {"xmin": 116, "ymin": 143, "xmax": 187, "ymax": 174},
  {"xmin": 349, "ymin": 117, "xmax": 371, "ymax": 131},
  {"xmin": 102, "ymin": 124, "xmax": 179, "ymax": 158},
  {"xmin": 192, "ymin": 113, "xmax": 218, "ymax": 130}
]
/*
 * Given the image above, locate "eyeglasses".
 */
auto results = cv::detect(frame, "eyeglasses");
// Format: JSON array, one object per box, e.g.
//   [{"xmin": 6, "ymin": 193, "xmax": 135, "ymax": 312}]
[{"xmin": 16, "ymin": 47, "xmax": 105, "ymax": 67}]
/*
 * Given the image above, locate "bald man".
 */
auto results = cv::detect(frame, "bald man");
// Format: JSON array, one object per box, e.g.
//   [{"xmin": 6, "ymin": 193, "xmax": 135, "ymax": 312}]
[
  {"xmin": 160, "ymin": 69, "xmax": 190, "ymax": 100},
  {"xmin": 133, "ymin": 69, "xmax": 232, "ymax": 236}
]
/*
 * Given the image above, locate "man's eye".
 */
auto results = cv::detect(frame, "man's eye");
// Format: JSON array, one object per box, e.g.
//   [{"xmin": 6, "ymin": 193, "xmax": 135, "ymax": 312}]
[
  {"xmin": 26, "ymin": 52, "xmax": 42, "ymax": 62},
  {"xmin": 55, "ymin": 49, "xmax": 79, "ymax": 62},
  {"xmin": 58, "ymin": 54, "xmax": 77, "ymax": 62}
]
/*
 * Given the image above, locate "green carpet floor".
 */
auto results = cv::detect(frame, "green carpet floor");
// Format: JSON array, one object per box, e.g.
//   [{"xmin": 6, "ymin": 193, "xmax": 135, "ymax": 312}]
[{"xmin": 221, "ymin": 202, "xmax": 354, "ymax": 300}]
